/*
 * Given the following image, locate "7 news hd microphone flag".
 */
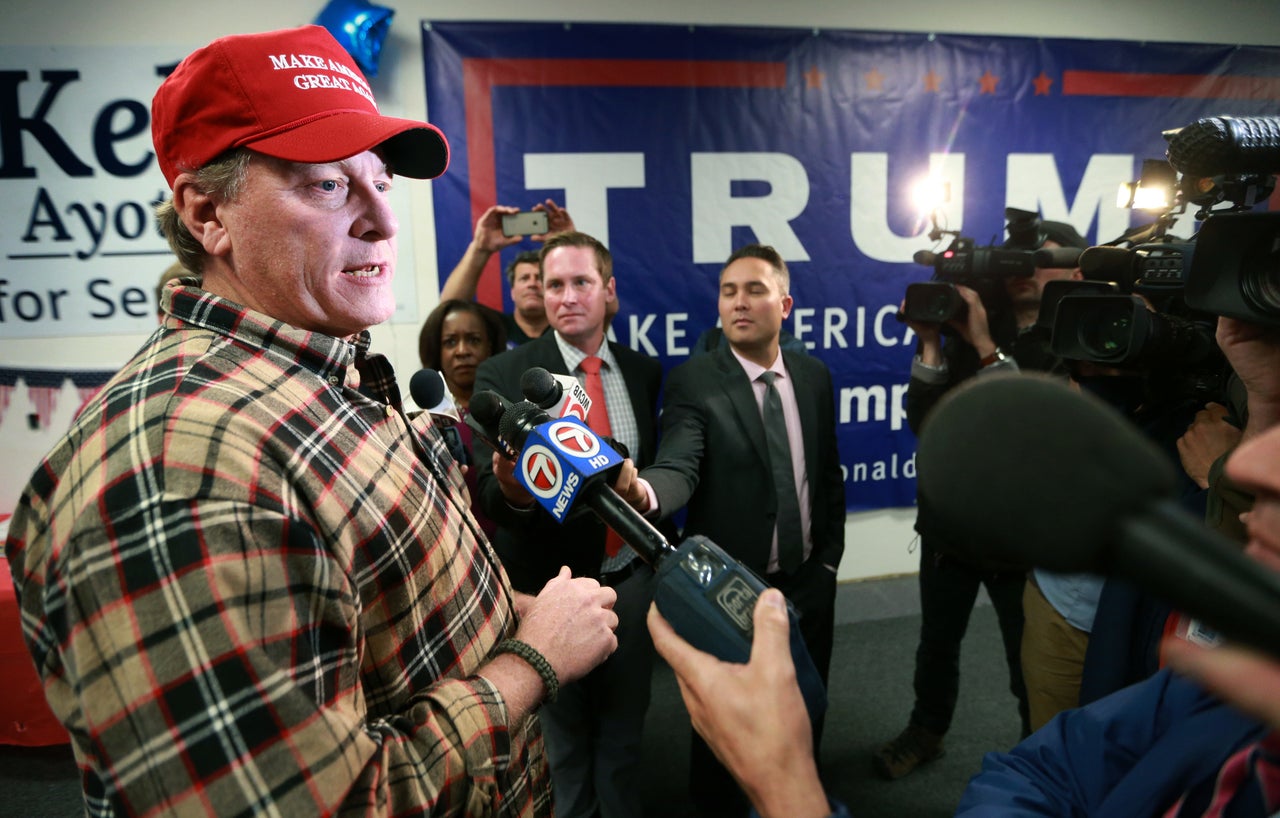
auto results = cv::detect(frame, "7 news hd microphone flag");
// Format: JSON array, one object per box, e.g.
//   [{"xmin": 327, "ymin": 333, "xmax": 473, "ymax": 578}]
[
  {"xmin": 515, "ymin": 414, "xmax": 623, "ymax": 522},
  {"xmin": 422, "ymin": 22, "xmax": 1280, "ymax": 512}
]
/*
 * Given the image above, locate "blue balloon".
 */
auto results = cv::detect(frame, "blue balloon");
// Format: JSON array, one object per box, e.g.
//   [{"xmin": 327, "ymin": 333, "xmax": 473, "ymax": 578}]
[{"xmin": 314, "ymin": 0, "xmax": 395, "ymax": 77}]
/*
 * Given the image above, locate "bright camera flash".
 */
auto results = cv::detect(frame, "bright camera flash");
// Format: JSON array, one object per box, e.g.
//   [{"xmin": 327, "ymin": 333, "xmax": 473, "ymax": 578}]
[{"xmin": 912, "ymin": 178, "xmax": 950, "ymax": 212}]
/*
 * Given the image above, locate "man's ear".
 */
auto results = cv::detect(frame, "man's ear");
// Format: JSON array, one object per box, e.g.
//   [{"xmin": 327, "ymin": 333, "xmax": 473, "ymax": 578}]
[
  {"xmin": 780, "ymin": 293, "xmax": 794, "ymax": 320},
  {"xmin": 171, "ymin": 174, "xmax": 231, "ymax": 257}
]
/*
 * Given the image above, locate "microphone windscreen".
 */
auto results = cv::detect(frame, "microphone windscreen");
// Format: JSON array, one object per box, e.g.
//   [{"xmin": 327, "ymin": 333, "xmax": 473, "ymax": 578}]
[
  {"xmin": 520, "ymin": 366, "xmax": 560, "ymax": 408},
  {"xmin": 1078, "ymin": 246, "xmax": 1136, "ymax": 282},
  {"xmin": 470, "ymin": 389, "xmax": 508, "ymax": 427},
  {"xmin": 913, "ymin": 249, "xmax": 938, "ymax": 266},
  {"xmin": 915, "ymin": 374, "xmax": 1177, "ymax": 572},
  {"xmin": 498, "ymin": 400, "xmax": 548, "ymax": 448},
  {"xmin": 1033, "ymin": 247, "xmax": 1083, "ymax": 269},
  {"xmin": 1165, "ymin": 115, "xmax": 1280, "ymax": 177},
  {"xmin": 410, "ymin": 368, "xmax": 446, "ymax": 410}
]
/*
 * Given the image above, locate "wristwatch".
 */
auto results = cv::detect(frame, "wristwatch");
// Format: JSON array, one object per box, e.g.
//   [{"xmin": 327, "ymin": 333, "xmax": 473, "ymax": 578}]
[{"xmin": 979, "ymin": 347, "xmax": 1008, "ymax": 367}]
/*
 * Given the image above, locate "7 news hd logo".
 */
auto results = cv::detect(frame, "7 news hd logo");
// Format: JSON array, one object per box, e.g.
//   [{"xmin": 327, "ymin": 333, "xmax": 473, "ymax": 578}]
[{"xmin": 517, "ymin": 417, "xmax": 623, "ymax": 521}]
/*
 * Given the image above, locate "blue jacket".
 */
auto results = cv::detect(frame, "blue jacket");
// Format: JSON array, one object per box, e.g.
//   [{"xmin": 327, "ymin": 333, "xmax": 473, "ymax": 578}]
[{"xmin": 956, "ymin": 670, "xmax": 1266, "ymax": 817}]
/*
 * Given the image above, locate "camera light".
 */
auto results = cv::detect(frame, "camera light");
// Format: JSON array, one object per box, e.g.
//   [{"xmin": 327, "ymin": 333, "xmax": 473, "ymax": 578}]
[
  {"xmin": 1117, "ymin": 182, "xmax": 1136, "ymax": 209},
  {"xmin": 1118, "ymin": 159, "xmax": 1177, "ymax": 211},
  {"xmin": 1131, "ymin": 185, "xmax": 1171, "ymax": 211},
  {"xmin": 911, "ymin": 178, "xmax": 951, "ymax": 213}
]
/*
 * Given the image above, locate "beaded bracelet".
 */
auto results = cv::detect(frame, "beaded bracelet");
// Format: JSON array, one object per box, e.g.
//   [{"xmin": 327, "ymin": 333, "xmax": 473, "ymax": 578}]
[{"xmin": 494, "ymin": 638, "xmax": 560, "ymax": 703}]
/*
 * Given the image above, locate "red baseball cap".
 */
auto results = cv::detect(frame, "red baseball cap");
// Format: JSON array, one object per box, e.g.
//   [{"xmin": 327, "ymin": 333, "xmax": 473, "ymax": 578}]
[{"xmin": 151, "ymin": 25, "xmax": 448, "ymax": 188}]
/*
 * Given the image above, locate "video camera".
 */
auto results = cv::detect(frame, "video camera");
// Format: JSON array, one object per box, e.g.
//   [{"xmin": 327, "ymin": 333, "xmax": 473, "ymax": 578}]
[
  {"xmin": 902, "ymin": 208, "xmax": 1053, "ymax": 324},
  {"xmin": 1042, "ymin": 114, "xmax": 1280, "ymax": 400}
]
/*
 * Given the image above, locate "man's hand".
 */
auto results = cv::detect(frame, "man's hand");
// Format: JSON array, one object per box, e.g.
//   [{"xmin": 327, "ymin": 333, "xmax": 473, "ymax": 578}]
[
  {"xmin": 1217, "ymin": 317, "xmax": 1280, "ymax": 439},
  {"xmin": 647, "ymin": 589, "xmax": 829, "ymax": 818},
  {"xmin": 948, "ymin": 285, "xmax": 998, "ymax": 360},
  {"xmin": 1177, "ymin": 402, "xmax": 1242, "ymax": 489},
  {"xmin": 899, "ymin": 297, "xmax": 944, "ymax": 366},
  {"xmin": 611, "ymin": 458, "xmax": 651, "ymax": 514},
  {"xmin": 1165, "ymin": 637, "xmax": 1280, "ymax": 731},
  {"xmin": 517, "ymin": 566, "xmax": 619, "ymax": 685},
  {"xmin": 492, "ymin": 450, "xmax": 535, "ymax": 508},
  {"xmin": 473, "ymin": 204, "xmax": 523, "ymax": 254},
  {"xmin": 531, "ymin": 199, "xmax": 575, "ymax": 239},
  {"xmin": 511, "ymin": 591, "xmax": 536, "ymax": 620}
]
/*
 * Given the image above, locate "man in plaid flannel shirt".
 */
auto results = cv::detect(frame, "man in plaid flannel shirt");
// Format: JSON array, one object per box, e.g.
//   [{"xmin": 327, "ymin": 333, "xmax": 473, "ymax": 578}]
[{"xmin": 4, "ymin": 25, "xmax": 621, "ymax": 817}]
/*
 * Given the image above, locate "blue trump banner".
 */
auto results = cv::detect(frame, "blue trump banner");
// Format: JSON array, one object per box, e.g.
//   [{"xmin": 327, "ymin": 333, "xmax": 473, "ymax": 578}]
[{"xmin": 422, "ymin": 22, "xmax": 1280, "ymax": 511}]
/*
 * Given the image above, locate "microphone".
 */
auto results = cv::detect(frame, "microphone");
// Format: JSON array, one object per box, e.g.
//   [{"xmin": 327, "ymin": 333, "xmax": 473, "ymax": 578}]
[
  {"xmin": 1164, "ymin": 115, "xmax": 1280, "ymax": 177},
  {"xmin": 409, "ymin": 367, "xmax": 444, "ymax": 409},
  {"xmin": 913, "ymin": 249, "xmax": 938, "ymax": 267},
  {"xmin": 500, "ymin": 398, "xmax": 674, "ymax": 559},
  {"xmin": 1078, "ymin": 246, "xmax": 1139, "ymax": 284},
  {"xmin": 520, "ymin": 366, "xmax": 592, "ymax": 423},
  {"xmin": 499, "ymin": 386, "xmax": 829, "ymax": 722},
  {"xmin": 1032, "ymin": 246, "xmax": 1083, "ymax": 269},
  {"xmin": 409, "ymin": 368, "xmax": 466, "ymax": 463},
  {"xmin": 467, "ymin": 389, "xmax": 518, "ymax": 460},
  {"xmin": 916, "ymin": 374, "xmax": 1280, "ymax": 660}
]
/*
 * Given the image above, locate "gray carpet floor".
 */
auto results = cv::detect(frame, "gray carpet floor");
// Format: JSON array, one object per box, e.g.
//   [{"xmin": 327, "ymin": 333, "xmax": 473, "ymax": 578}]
[{"xmin": 0, "ymin": 576, "xmax": 1025, "ymax": 817}]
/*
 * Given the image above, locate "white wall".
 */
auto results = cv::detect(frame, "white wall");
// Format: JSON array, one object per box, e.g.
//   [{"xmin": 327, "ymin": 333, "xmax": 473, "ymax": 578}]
[{"xmin": 3, "ymin": 0, "xmax": 1278, "ymax": 581}]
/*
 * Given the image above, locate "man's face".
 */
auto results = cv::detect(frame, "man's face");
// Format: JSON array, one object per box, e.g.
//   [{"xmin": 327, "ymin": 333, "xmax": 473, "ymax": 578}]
[
  {"xmin": 510, "ymin": 261, "xmax": 544, "ymax": 318},
  {"xmin": 719, "ymin": 256, "xmax": 793, "ymax": 356},
  {"xmin": 1226, "ymin": 424, "xmax": 1280, "ymax": 574},
  {"xmin": 1004, "ymin": 240, "xmax": 1082, "ymax": 311},
  {"xmin": 542, "ymin": 245, "xmax": 614, "ymax": 350},
  {"xmin": 439, "ymin": 307, "xmax": 490, "ymax": 396},
  {"xmin": 206, "ymin": 151, "xmax": 398, "ymax": 337}
]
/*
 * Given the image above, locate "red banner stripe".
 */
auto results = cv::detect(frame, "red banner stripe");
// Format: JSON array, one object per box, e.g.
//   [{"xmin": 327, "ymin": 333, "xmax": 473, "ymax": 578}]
[{"xmin": 1063, "ymin": 70, "xmax": 1280, "ymax": 99}]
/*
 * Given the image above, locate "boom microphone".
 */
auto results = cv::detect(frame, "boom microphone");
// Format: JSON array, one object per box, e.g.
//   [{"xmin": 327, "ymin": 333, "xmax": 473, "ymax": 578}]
[
  {"xmin": 913, "ymin": 249, "xmax": 938, "ymax": 267},
  {"xmin": 1032, "ymin": 246, "xmax": 1083, "ymax": 269},
  {"xmin": 1078, "ymin": 246, "xmax": 1139, "ymax": 284},
  {"xmin": 916, "ymin": 374, "xmax": 1280, "ymax": 659},
  {"xmin": 1164, "ymin": 115, "xmax": 1280, "ymax": 177}
]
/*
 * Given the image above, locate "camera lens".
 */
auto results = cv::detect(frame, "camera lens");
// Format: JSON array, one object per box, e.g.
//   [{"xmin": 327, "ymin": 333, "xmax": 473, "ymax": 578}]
[
  {"xmin": 1241, "ymin": 255, "xmax": 1280, "ymax": 317},
  {"xmin": 1078, "ymin": 305, "xmax": 1132, "ymax": 360},
  {"xmin": 925, "ymin": 292, "xmax": 951, "ymax": 317}
]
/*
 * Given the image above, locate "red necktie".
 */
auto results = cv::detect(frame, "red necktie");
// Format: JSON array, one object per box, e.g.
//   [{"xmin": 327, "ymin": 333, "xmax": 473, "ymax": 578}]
[{"xmin": 578, "ymin": 356, "xmax": 623, "ymax": 557}]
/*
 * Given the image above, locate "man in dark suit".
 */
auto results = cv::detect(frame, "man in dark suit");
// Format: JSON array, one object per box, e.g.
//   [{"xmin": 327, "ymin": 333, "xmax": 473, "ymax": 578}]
[
  {"xmin": 626, "ymin": 243, "xmax": 846, "ymax": 818},
  {"xmin": 473, "ymin": 231, "xmax": 663, "ymax": 818}
]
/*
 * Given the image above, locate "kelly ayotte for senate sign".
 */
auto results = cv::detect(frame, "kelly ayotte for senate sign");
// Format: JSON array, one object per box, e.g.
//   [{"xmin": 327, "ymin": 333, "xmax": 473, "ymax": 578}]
[{"xmin": 0, "ymin": 44, "xmax": 421, "ymax": 340}]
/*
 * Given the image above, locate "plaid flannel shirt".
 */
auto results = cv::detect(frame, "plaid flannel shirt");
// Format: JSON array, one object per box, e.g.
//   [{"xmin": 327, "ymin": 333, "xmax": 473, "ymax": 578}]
[{"xmin": 5, "ymin": 286, "xmax": 551, "ymax": 817}]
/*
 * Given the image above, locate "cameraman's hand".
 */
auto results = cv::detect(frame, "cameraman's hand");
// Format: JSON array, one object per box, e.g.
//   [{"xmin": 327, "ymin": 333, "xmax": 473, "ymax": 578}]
[
  {"xmin": 1177, "ymin": 402, "xmax": 1242, "ymax": 489},
  {"xmin": 648, "ymin": 590, "xmax": 829, "ymax": 818},
  {"xmin": 948, "ymin": 286, "xmax": 998, "ymax": 360},
  {"xmin": 1217, "ymin": 317, "xmax": 1280, "ymax": 440},
  {"xmin": 899, "ymin": 298, "xmax": 944, "ymax": 365}
]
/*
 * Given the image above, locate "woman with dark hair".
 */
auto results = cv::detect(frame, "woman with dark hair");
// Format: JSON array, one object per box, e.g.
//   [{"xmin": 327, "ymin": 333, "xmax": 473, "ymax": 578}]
[{"xmin": 418, "ymin": 299, "xmax": 507, "ymax": 536}]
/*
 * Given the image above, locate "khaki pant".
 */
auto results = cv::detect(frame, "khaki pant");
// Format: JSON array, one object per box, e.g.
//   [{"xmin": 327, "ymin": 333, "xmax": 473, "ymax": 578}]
[{"xmin": 1021, "ymin": 577, "xmax": 1091, "ymax": 732}]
